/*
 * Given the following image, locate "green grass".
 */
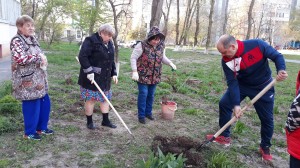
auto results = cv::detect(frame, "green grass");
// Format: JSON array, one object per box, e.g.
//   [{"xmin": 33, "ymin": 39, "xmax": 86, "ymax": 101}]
[
  {"xmin": 207, "ymin": 152, "xmax": 236, "ymax": 168},
  {"xmin": 283, "ymin": 54, "xmax": 300, "ymax": 60}
]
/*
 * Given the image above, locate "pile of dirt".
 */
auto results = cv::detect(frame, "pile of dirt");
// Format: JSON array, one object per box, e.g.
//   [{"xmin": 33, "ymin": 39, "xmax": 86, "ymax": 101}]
[{"xmin": 151, "ymin": 135, "xmax": 205, "ymax": 167}]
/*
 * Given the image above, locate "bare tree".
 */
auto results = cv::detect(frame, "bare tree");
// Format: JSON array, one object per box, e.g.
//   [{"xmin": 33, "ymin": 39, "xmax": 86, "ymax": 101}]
[
  {"xmin": 246, "ymin": 0, "xmax": 255, "ymax": 40},
  {"xmin": 31, "ymin": 0, "xmax": 36, "ymax": 18},
  {"xmin": 205, "ymin": 0, "xmax": 215, "ymax": 54},
  {"xmin": 175, "ymin": 0, "xmax": 180, "ymax": 45},
  {"xmin": 222, "ymin": 0, "xmax": 229, "ymax": 34},
  {"xmin": 162, "ymin": 0, "xmax": 174, "ymax": 37},
  {"xmin": 150, "ymin": 0, "xmax": 164, "ymax": 27},
  {"xmin": 194, "ymin": 0, "xmax": 200, "ymax": 46},
  {"xmin": 184, "ymin": 1, "xmax": 197, "ymax": 45},
  {"xmin": 21, "ymin": 0, "xmax": 38, "ymax": 19},
  {"xmin": 255, "ymin": 7, "xmax": 264, "ymax": 38},
  {"xmin": 108, "ymin": 0, "xmax": 132, "ymax": 62},
  {"xmin": 179, "ymin": 0, "xmax": 196, "ymax": 45},
  {"xmin": 36, "ymin": 0, "xmax": 67, "ymax": 40}
]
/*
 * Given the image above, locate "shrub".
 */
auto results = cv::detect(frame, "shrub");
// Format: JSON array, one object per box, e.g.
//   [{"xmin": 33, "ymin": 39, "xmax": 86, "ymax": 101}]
[
  {"xmin": 0, "ymin": 81, "xmax": 12, "ymax": 98},
  {"xmin": 137, "ymin": 147, "xmax": 187, "ymax": 168},
  {"xmin": 0, "ymin": 116, "xmax": 19, "ymax": 135},
  {"xmin": 0, "ymin": 95, "xmax": 21, "ymax": 115}
]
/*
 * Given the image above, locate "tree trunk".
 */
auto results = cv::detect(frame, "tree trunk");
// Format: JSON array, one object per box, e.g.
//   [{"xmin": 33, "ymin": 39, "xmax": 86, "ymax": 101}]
[
  {"xmin": 150, "ymin": 0, "xmax": 164, "ymax": 27},
  {"xmin": 88, "ymin": 0, "xmax": 100, "ymax": 36},
  {"xmin": 162, "ymin": 0, "xmax": 173, "ymax": 37},
  {"xmin": 109, "ymin": 0, "xmax": 119, "ymax": 63},
  {"xmin": 39, "ymin": 10, "xmax": 52, "ymax": 41},
  {"xmin": 205, "ymin": 0, "xmax": 215, "ymax": 54},
  {"xmin": 246, "ymin": 0, "xmax": 255, "ymax": 40},
  {"xmin": 108, "ymin": 0, "xmax": 132, "ymax": 63},
  {"xmin": 31, "ymin": 0, "xmax": 35, "ymax": 19},
  {"xmin": 222, "ymin": 0, "xmax": 229, "ymax": 34},
  {"xmin": 194, "ymin": 0, "xmax": 200, "ymax": 46},
  {"xmin": 179, "ymin": 0, "xmax": 196, "ymax": 45},
  {"xmin": 184, "ymin": 0, "xmax": 196, "ymax": 45},
  {"xmin": 175, "ymin": 0, "xmax": 180, "ymax": 45},
  {"xmin": 256, "ymin": 8, "xmax": 264, "ymax": 38}
]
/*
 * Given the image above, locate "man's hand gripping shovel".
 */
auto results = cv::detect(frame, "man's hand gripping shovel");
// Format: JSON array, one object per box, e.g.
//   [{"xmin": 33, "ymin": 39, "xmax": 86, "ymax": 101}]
[{"xmin": 197, "ymin": 79, "xmax": 277, "ymax": 150}]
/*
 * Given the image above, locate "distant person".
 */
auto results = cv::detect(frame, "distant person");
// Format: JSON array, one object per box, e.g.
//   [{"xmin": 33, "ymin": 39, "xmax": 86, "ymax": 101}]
[
  {"xmin": 130, "ymin": 26, "xmax": 176, "ymax": 124},
  {"xmin": 206, "ymin": 34, "xmax": 288, "ymax": 161},
  {"xmin": 78, "ymin": 23, "xmax": 118, "ymax": 130},
  {"xmin": 10, "ymin": 15, "xmax": 53, "ymax": 140},
  {"xmin": 285, "ymin": 71, "xmax": 300, "ymax": 168}
]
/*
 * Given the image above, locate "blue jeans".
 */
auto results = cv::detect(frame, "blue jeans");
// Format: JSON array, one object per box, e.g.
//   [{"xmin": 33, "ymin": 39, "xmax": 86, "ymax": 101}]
[
  {"xmin": 22, "ymin": 94, "xmax": 51, "ymax": 135},
  {"xmin": 219, "ymin": 83, "xmax": 274, "ymax": 148},
  {"xmin": 137, "ymin": 82, "xmax": 157, "ymax": 119}
]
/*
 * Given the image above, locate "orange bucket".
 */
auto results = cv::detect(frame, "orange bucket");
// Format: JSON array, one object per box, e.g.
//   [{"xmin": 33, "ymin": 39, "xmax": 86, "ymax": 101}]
[{"xmin": 161, "ymin": 101, "xmax": 177, "ymax": 120}]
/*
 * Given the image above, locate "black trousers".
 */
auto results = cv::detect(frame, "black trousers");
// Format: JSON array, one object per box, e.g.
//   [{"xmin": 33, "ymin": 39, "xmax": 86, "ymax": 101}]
[{"xmin": 290, "ymin": 155, "xmax": 300, "ymax": 168}]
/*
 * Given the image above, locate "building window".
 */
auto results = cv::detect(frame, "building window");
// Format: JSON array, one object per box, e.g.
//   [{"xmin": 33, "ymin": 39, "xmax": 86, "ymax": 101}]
[
  {"xmin": 76, "ymin": 30, "xmax": 81, "ymax": 39},
  {"xmin": 67, "ymin": 30, "xmax": 71, "ymax": 37}
]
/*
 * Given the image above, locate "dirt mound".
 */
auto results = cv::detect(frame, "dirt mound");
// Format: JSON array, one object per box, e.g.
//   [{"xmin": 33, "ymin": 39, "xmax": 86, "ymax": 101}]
[{"xmin": 151, "ymin": 135, "xmax": 205, "ymax": 167}]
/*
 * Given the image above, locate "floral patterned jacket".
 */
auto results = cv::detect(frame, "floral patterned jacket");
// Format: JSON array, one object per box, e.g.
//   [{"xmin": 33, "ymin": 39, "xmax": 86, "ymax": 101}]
[
  {"xmin": 10, "ymin": 33, "xmax": 48, "ymax": 100},
  {"xmin": 285, "ymin": 92, "xmax": 300, "ymax": 160},
  {"xmin": 136, "ymin": 27, "xmax": 166, "ymax": 85}
]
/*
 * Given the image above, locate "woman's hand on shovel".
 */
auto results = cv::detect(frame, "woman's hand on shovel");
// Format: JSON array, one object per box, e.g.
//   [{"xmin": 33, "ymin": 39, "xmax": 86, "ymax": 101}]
[
  {"xmin": 234, "ymin": 105, "xmax": 243, "ymax": 118},
  {"xmin": 87, "ymin": 73, "xmax": 95, "ymax": 84}
]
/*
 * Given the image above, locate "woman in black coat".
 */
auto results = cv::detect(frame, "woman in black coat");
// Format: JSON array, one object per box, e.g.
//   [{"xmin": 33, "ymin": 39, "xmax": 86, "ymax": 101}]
[{"xmin": 78, "ymin": 23, "xmax": 118, "ymax": 129}]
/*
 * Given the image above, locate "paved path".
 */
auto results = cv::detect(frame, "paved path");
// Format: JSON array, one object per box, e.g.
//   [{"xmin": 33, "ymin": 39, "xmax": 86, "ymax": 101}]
[{"xmin": 0, "ymin": 56, "xmax": 11, "ymax": 84}]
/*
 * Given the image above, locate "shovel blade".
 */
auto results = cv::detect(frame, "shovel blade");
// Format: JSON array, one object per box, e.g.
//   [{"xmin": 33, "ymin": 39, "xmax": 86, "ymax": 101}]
[{"xmin": 196, "ymin": 137, "xmax": 215, "ymax": 151}]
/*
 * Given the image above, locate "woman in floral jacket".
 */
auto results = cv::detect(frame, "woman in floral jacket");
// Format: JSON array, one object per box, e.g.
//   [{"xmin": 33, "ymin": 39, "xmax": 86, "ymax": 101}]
[
  {"xmin": 130, "ymin": 26, "xmax": 176, "ymax": 124},
  {"xmin": 286, "ymin": 71, "xmax": 300, "ymax": 168},
  {"xmin": 10, "ymin": 15, "xmax": 53, "ymax": 140}
]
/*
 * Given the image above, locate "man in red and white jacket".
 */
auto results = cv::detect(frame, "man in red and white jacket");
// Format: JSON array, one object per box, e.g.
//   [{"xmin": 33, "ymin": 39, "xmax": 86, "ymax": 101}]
[{"xmin": 206, "ymin": 34, "xmax": 288, "ymax": 161}]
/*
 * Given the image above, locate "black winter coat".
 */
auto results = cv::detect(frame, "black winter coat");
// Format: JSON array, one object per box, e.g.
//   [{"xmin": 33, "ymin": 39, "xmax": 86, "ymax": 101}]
[{"xmin": 78, "ymin": 33, "xmax": 117, "ymax": 91}]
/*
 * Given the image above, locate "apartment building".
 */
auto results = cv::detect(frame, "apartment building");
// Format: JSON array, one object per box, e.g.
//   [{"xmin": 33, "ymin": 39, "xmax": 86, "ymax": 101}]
[{"xmin": 0, "ymin": 0, "xmax": 21, "ymax": 58}]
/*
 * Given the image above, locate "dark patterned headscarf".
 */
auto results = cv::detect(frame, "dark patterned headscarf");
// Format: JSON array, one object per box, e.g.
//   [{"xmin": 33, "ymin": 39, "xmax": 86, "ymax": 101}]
[{"xmin": 146, "ymin": 26, "xmax": 165, "ymax": 42}]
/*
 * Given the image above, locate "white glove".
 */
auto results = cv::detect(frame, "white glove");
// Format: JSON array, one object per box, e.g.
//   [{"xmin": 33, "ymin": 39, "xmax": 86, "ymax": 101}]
[
  {"xmin": 87, "ymin": 73, "xmax": 95, "ymax": 84},
  {"xmin": 169, "ymin": 62, "xmax": 176, "ymax": 70},
  {"xmin": 40, "ymin": 54, "xmax": 48, "ymax": 71},
  {"xmin": 132, "ymin": 71, "xmax": 139, "ymax": 81},
  {"xmin": 112, "ymin": 75, "xmax": 118, "ymax": 84}
]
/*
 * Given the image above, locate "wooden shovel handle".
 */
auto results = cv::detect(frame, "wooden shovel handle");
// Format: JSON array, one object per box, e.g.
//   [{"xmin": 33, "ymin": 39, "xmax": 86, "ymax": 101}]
[{"xmin": 213, "ymin": 79, "xmax": 277, "ymax": 138}]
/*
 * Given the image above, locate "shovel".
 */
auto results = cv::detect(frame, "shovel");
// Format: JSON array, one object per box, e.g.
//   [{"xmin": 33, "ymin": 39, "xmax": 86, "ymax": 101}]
[
  {"xmin": 197, "ymin": 78, "xmax": 277, "ymax": 150},
  {"xmin": 92, "ymin": 80, "xmax": 135, "ymax": 139}
]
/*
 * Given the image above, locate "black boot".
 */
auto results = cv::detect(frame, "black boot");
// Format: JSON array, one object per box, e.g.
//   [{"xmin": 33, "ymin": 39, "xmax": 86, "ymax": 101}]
[
  {"xmin": 146, "ymin": 115, "xmax": 155, "ymax": 120},
  {"xmin": 102, "ymin": 113, "xmax": 117, "ymax": 128},
  {"xmin": 86, "ymin": 115, "xmax": 95, "ymax": 130}
]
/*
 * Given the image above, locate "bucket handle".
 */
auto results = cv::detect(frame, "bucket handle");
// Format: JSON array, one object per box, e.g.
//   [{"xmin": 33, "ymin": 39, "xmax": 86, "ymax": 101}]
[{"xmin": 167, "ymin": 105, "xmax": 177, "ymax": 111}]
